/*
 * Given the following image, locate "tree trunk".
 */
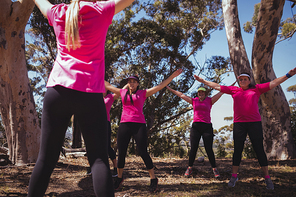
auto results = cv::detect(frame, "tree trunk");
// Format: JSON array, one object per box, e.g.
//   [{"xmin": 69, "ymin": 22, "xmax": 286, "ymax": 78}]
[
  {"xmin": 222, "ymin": 0, "xmax": 254, "ymax": 81},
  {"xmin": 252, "ymin": 0, "xmax": 296, "ymax": 159},
  {"xmin": 71, "ymin": 115, "xmax": 82, "ymax": 148},
  {"xmin": 0, "ymin": 0, "xmax": 40, "ymax": 165}
]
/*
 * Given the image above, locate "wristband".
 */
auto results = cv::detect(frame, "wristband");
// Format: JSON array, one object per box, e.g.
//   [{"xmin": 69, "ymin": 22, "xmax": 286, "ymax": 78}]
[{"xmin": 286, "ymin": 73, "xmax": 292, "ymax": 78}]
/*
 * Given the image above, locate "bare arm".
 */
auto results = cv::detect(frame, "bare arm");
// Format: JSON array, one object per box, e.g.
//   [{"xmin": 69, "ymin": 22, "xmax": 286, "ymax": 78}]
[
  {"xmin": 105, "ymin": 81, "xmax": 121, "ymax": 95},
  {"xmin": 33, "ymin": 0, "xmax": 53, "ymax": 18},
  {"xmin": 146, "ymin": 69, "xmax": 182, "ymax": 97},
  {"xmin": 113, "ymin": 83, "xmax": 128, "ymax": 99},
  {"xmin": 166, "ymin": 86, "xmax": 192, "ymax": 104},
  {"xmin": 211, "ymin": 81, "xmax": 236, "ymax": 104},
  {"xmin": 114, "ymin": 0, "xmax": 135, "ymax": 15},
  {"xmin": 193, "ymin": 75, "xmax": 221, "ymax": 91},
  {"xmin": 269, "ymin": 67, "xmax": 296, "ymax": 89}
]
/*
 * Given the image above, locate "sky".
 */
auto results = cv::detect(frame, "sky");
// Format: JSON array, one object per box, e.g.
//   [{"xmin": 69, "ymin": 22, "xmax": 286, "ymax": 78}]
[{"xmin": 189, "ymin": 0, "xmax": 296, "ymax": 131}]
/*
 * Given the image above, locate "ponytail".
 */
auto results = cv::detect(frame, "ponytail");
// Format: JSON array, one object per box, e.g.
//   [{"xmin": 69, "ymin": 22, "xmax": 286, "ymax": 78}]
[
  {"xmin": 124, "ymin": 86, "xmax": 139, "ymax": 105},
  {"xmin": 65, "ymin": 0, "xmax": 81, "ymax": 50}
]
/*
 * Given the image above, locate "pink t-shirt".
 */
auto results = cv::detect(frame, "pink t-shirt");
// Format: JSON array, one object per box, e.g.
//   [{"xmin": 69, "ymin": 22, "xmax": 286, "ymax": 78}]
[
  {"xmin": 192, "ymin": 97, "xmax": 212, "ymax": 124},
  {"xmin": 104, "ymin": 94, "xmax": 114, "ymax": 122},
  {"xmin": 46, "ymin": 1, "xmax": 115, "ymax": 93},
  {"xmin": 220, "ymin": 82, "xmax": 270, "ymax": 122},
  {"xmin": 120, "ymin": 89, "xmax": 147, "ymax": 123}
]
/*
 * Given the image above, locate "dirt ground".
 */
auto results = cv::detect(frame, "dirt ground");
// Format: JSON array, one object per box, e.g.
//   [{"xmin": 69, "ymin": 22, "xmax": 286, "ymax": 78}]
[{"xmin": 1, "ymin": 155, "xmax": 296, "ymax": 196}]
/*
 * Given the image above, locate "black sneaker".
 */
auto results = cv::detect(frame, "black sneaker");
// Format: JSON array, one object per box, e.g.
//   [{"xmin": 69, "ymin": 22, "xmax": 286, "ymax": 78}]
[
  {"xmin": 112, "ymin": 168, "xmax": 118, "ymax": 177},
  {"xmin": 114, "ymin": 177, "xmax": 124, "ymax": 190},
  {"xmin": 86, "ymin": 167, "xmax": 92, "ymax": 175},
  {"xmin": 149, "ymin": 178, "xmax": 158, "ymax": 193}
]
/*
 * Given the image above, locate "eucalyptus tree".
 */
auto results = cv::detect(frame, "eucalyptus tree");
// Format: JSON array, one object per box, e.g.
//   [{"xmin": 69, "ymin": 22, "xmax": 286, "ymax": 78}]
[{"xmin": 0, "ymin": 0, "xmax": 40, "ymax": 165}]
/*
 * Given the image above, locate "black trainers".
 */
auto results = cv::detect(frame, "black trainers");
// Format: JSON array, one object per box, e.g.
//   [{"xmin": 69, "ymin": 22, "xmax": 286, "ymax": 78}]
[
  {"xmin": 149, "ymin": 178, "xmax": 158, "ymax": 193},
  {"xmin": 112, "ymin": 168, "xmax": 118, "ymax": 177},
  {"xmin": 86, "ymin": 167, "xmax": 92, "ymax": 175},
  {"xmin": 114, "ymin": 177, "xmax": 124, "ymax": 190}
]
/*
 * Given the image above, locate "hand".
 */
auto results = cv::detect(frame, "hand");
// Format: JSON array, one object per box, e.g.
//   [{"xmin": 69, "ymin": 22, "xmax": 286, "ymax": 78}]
[
  {"xmin": 193, "ymin": 75, "xmax": 204, "ymax": 83},
  {"xmin": 288, "ymin": 67, "xmax": 296, "ymax": 76},
  {"xmin": 172, "ymin": 69, "xmax": 182, "ymax": 78}
]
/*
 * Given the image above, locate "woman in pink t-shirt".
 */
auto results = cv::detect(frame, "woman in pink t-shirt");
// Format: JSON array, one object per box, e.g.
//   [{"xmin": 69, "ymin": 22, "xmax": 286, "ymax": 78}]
[
  {"xmin": 166, "ymin": 86, "xmax": 225, "ymax": 178},
  {"xmin": 194, "ymin": 67, "xmax": 296, "ymax": 190},
  {"xmin": 29, "ymin": 0, "xmax": 135, "ymax": 196},
  {"xmin": 105, "ymin": 69, "xmax": 182, "ymax": 192}
]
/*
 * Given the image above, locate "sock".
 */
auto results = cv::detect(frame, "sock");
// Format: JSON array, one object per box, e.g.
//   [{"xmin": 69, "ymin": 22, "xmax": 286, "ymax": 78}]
[
  {"xmin": 265, "ymin": 175, "xmax": 270, "ymax": 179},
  {"xmin": 232, "ymin": 173, "xmax": 237, "ymax": 178}
]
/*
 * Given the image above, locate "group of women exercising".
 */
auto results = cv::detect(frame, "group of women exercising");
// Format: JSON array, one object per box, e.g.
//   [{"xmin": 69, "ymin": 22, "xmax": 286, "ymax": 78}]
[{"xmin": 28, "ymin": 0, "xmax": 296, "ymax": 196}]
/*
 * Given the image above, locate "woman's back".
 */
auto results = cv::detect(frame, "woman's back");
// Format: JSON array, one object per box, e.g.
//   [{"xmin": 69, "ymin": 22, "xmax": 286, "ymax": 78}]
[{"xmin": 47, "ymin": 1, "xmax": 115, "ymax": 93}]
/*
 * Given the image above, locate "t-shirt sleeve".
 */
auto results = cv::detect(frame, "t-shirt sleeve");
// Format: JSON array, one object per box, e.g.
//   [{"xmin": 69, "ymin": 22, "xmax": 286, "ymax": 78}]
[
  {"xmin": 47, "ymin": 6, "xmax": 55, "ymax": 26},
  {"xmin": 256, "ymin": 82, "xmax": 271, "ymax": 94},
  {"xmin": 96, "ymin": 0, "xmax": 115, "ymax": 25},
  {"xmin": 220, "ymin": 85, "xmax": 234, "ymax": 95}
]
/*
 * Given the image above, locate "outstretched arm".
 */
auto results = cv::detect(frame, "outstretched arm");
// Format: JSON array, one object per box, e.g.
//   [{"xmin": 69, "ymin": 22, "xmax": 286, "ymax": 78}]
[
  {"xmin": 211, "ymin": 81, "xmax": 236, "ymax": 104},
  {"xmin": 194, "ymin": 75, "xmax": 221, "ymax": 91},
  {"xmin": 146, "ymin": 69, "xmax": 182, "ymax": 97},
  {"xmin": 33, "ymin": 0, "xmax": 53, "ymax": 18},
  {"xmin": 105, "ymin": 81, "xmax": 121, "ymax": 95},
  {"xmin": 113, "ymin": 83, "xmax": 129, "ymax": 100},
  {"xmin": 115, "ymin": 0, "xmax": 135, "ymax": 15},
  {"xmin": 269, "ymin": 67, "xmax": 296, "ymax": 89},
  {"xmin": 166, "ymin": 86, "xmax": 192, "ymax": 104}
]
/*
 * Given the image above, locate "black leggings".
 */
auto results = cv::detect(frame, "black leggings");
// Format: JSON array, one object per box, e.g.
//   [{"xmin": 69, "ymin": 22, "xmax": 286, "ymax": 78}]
[
  {"xmin": 233, "ymin": 121, "xmax": 268, "ymax": 166},
  {"xmin": 117, "ymin": 122, "xmax": 153, "ymax": 169},
  {"xmin": 27, "ymin": 86, "xmax": 114, "ymax": 197},
  {"xmin": 107, "ymin": 121, "xmax": 116, "ymax": 161},
  {"xmin": 189, "ymin": 122, "xmax": 216, "ymax": 168}
]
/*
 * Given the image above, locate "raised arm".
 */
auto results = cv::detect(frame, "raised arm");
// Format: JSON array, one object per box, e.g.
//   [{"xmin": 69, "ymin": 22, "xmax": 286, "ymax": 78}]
[
  {"xmin": 211, "ymin": 81, "xmax": 236, "ymax": 104},
  {"xmin": 269, "ymin": 67, "xmax": 296, "ymax": 89},
  {"xmin": 114, "ymin": 0, "xmax": 135, "ymax": 15},
  {"xmin": 33, "ymin": 0, "xmax": 53, "ymax": 18},
  {"xmin": 105, "ymin": 81, "xmax": 121, "ymax": 95},
  {"xmin": 113, "ymin": 83, "xmax": 128, "ymax": 99},
  {"xmin": 193, "ymin": 75, "xmax": 221, "ymax": 91},
  {"xmin": 146, "ymin": 69, "xmax": 182, "ymax": 97},
  {"xmin": 166, "ymin": 86, "xmax": 192, "ymax": 104}
]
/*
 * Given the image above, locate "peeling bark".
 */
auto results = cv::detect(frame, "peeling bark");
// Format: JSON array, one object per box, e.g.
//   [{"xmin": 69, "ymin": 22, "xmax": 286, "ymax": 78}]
[
  {"xmin": 252, "ymin": 0, "xmax": 296, "ymax": 159},
  {"xmin": 0, "ymin": 0, "xmax": 40, "ymax": 165}
]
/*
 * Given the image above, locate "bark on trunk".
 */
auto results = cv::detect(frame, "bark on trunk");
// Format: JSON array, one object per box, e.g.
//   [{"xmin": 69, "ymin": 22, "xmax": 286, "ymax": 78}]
[
  {"xmin": 222, "ymin": 0, "xmax": 253, "ymax": 81},
  {"xmin": 72, "ymin": 115, "xmax": 82, "ymax": 148},
  {"xmin": 0, "ymin": 0, "xmax": 40, "ymax": 165},
  {"xmin": 252, "ymin": 0, "xmax": 296, "ymax": 159}
]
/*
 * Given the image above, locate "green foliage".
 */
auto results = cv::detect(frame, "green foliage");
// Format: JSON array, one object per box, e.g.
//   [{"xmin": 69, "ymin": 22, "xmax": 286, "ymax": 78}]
[
  {"xmin": 243, "ymin": 3, "xmax": 260, "ymax": 33},
  {"xmin": 0, "ymin": 118, "xmax": 6, "ymax": 147},
  {"xmin": 287, "ymin": 84, "xmax": 296, "ymax": 145},
  {"xmin": 243, "ymin": 2, "xmax": 296, "ymax": 43},
  {"xmin": 242, "ymin": 137, "xmax": 257, "ymax": 159},
  {"xmin": 216, "ymin": 138, "xmax": 227, "ymax": 158}
]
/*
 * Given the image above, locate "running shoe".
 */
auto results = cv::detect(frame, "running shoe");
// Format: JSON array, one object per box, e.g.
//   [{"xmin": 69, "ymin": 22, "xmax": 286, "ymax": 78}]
[
  {"xmin": 184, "ymin": 167, "xmax": 193, "ymax": 177},
  {"xmin": 112, "ymin": 168, "xmax": 118, "ymax": 177},
  {"xmin": 265, "ymin": 178, "xmax": 274, "ymax": 190},
  {"xmin": 228, "ymin": 176, "xmax": 238, "ymax": 187},
  {"xmin": 213, "ymin": 168, "xmax": 220, "ymax": 178},
  {"xmin": 149, "ymin": 178, "xmax": 158, "ymax": 193},
  {"xmin": 114, "ymin": 177, "xmax": 124, "ymax": 190}
]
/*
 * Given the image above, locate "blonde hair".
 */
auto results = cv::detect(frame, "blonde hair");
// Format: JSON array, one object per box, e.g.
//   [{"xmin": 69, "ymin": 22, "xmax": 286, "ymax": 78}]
[{"xmin": 65, "ymin": 0, "xmax": 81, "ymax": 50}]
